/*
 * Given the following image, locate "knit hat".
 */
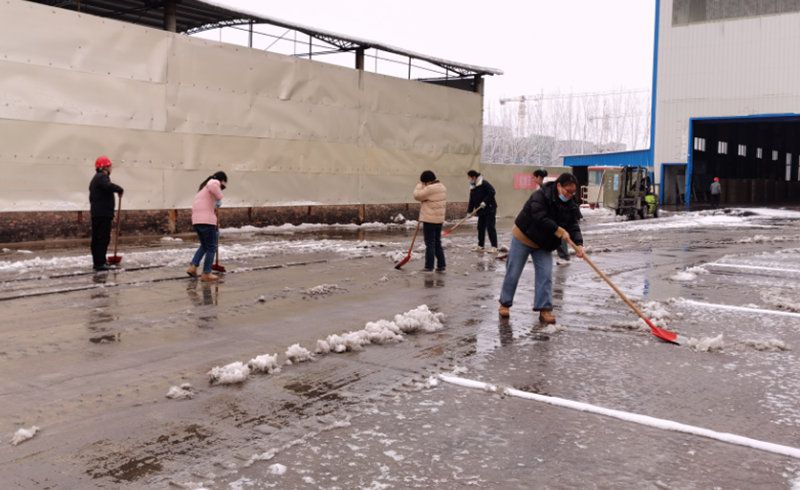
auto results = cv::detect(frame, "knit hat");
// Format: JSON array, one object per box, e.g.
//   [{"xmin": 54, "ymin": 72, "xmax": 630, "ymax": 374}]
[{"xmin": 420, "ymin": 170, "xmax": 437, "ymax": 183}]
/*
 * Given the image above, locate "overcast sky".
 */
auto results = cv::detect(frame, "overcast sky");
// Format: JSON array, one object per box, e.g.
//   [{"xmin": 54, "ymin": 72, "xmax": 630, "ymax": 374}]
[{"xmin": 213, "ymin": 0, "xmax": 656, "ymax": 105}]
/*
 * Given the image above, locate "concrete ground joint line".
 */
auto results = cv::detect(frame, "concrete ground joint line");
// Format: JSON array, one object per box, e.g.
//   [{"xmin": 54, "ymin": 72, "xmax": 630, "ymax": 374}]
[{"xmin": 437, "ymin": 373, "xmax": 800, "ymax": 460}]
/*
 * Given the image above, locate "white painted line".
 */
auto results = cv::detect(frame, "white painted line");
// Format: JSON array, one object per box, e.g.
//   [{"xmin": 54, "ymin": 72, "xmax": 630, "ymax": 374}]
[
  {"xmin": 438, "ymin": 374, "xmax": 800, "ymax": 460},
  {"xmin": 706, "ymin": 263, "xmax": 800, "ymax": 274},
  {"xmin": 681, "ymin": 299, "xmax": 800, "ymax": 319}
]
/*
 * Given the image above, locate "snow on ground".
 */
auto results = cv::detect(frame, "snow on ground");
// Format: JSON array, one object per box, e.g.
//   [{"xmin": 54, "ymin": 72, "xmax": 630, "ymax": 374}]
[
  {"xmin": 670, "ymin": 266, "xmax": 709, "ymax": 282},
  {"xmin": 761, "ymin": 289, "xmax": 800, "ymax": 313},
  {"xmin": 207, "ymin": 362, "xmax": 250, "ymax": 385},
  {"xmin": 165, "ymin": 383, "xmax": 195, "ymax": 400},
  {"xmin": 437, "ymin": 374, "xmax": 800, "ymax": 460},
  {"xmin": 670, "ymin": 270, "xmax": 698, "ymax": 282},
  {"xmin": 539, "ymin": 324, "xmax": 567, "ymax": 334},
  {"xmin": 220, "ymin": 220, "xmax": 417, "ymax": 236},
  {"xmin": 247, "ymin": 354, "xmax": 281, "ymax": 374},
  {"xmin": 742, "ymin": 338, "xmax": 790, "ymax": 352},
  {"xmin": 315, "ymin": 305, "xmax": 444, "ymax": 354},
  {"xmin": 10, "ymin": 426, "xmax": 39, "ymax": 446},
  {"xmin": 686, "ymin": 334, "xmax": 725, "ymax": 352},
  {"xmin": 285, "ymin": 344, "xmax": 314, "ymax": 365},
  {"xmin": 304, "ymin": 284, "xmax": 344, "ymax": 296},
  {"xmin": 267, "ymin": 463, "xmax": 287, "ymax": 475},
  {"xmin": 0, "ymin": 237, "xmax": 401, "ymax": 276},
  {"xmin": 586, "ymin": 210, "xmax": 772, "ymax": 235},
  {"xmin": 736, "ymin": 234, "xmax": 800, "ymax": 244}
]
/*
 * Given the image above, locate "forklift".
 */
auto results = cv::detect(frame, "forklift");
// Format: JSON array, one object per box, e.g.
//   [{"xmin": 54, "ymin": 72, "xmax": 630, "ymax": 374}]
[{"xmin": 611, "ymin": 167, "xmax": 659, "ymax": 220}]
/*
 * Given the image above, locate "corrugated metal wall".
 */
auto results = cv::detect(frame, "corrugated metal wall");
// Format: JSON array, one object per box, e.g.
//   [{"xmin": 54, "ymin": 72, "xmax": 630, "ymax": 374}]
[
  {"xmin": 0, "ymin": 0, "xmax": 482, "ymax": 212},
  {"xmin": 653, "ymin": 1, "xmax": 800, "ymax": 174}
]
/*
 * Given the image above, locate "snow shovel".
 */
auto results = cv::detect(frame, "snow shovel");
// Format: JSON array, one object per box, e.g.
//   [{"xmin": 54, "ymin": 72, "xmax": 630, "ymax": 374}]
[
  {"xmin": 394, "ymin": 221, "xmax": 421, "ymax": 270},
  {"xmin": 566, "ymin": 237, "xmax": 684, "ymax": 345},
  {"xmin": 443, "ymin": 203, "xmax": 484, "ymax": 237},
  {"xmin": 211, "ymin": 210, "xmax": 226, "ymax": 273},
  {"xmin": 107, "ymin": 195, "xmax": 123, "ymax": 266}
]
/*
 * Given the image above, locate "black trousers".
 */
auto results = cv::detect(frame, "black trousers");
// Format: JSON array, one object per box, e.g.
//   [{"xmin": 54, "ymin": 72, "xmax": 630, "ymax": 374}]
[
  {"xmin": 91, "ymin": 217, "xmax": 113, "ymax": 268},
  {"xmin": 477, "ymin": 209, "xmax": 498, "ymax": 248},
  {"xmin": 422, "ymin": 222, "xmax": 445, "ymax": 270}
]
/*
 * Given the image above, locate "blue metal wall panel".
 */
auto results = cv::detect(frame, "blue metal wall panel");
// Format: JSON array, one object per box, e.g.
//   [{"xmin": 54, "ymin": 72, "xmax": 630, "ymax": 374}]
[{"xmin": 563, "ymin": 149, "xmax": 652, "ymax": 168}]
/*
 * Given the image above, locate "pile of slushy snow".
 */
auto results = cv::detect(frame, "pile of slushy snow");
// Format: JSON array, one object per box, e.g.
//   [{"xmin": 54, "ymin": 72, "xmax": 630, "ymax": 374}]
[
  {"xmin": 385, "ymin": 250, "xmax": 421, "ymax": 263},
  {"xmin": 669, "ymin": 266, "xmax": 709, "ymax": 282},
  {"xmin": 166, "ymin": 383, "xmax": 195, "ymax": 399},
  {"xmin": 10, "ymin": 426, "xmax": 39, "ymax": 446},
  {"xmin": 248, "ymin": 353, "xmax": 281, "ymax": 373},
  {"xmin": 208, "ymin": 361, "xmax": 250, "ymax": 385},
  {"xmin": 761, "ymin": 289, "xmax": 800, "ymax": 313},
  {"xmin": 316, "ymin": 305, "xmax": 445, "ymax": 354},
  {"xmin": 304, "ymin": 284, "xmax": 344, "ymax": 296},
  {"xmin": 686, "ymin": 334, "xmax": 725, "ymax": 352},
  {"xmin": 285, "ymin": 344, "xmax": 314, "ymax": 365},
  {"xmin": 742, "ymin": 338, "xmax": 790, "ymax": 352},
  {"xmin": 202, "ymin": 305, "xmax": 444, "ymax": 388}
]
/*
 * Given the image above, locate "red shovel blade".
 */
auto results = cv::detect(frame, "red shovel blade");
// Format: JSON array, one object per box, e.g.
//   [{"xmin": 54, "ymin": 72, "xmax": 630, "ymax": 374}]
[
  {"xmin": 443, "ymin": 229, "xmax": 452, "ymax": 237},
  {"xmin": 211, "ymin": 263, "xmax": 226, "ymax": 273},
  {"xmin": 394, "ymin": 253, "xmax": 411, "ymax": 270},
  {"xmin": 107, "ymin": 255, "xmax": 122, "ymax": 265},
  {"xmin": 643, "ymin": 318, "xmax": 683, "ymax": 345}
]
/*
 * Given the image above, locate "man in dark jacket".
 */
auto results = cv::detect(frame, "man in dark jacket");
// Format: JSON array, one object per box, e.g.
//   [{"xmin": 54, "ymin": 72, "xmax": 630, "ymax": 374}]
[
  {"xmin": 498, "ymin": 172, "xmax": 584, "ymax": 324},
  {"xmin": 89, "ymin": 155, "xmax": 124, "ymax": 271},
  {"xmin": 466, "ymin": 170, "xmax": 498, "ymax": 253}
]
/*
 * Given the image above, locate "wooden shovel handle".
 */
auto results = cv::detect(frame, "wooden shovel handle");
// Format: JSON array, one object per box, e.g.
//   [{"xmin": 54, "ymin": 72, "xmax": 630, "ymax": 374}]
[{"xmin": 565, "ymin": 236, "xmax": 651, "ymax": 324}]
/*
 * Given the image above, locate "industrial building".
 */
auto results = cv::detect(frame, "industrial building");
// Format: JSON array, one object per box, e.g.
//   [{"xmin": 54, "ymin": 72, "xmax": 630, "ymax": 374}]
[{"xmin": 565, "ymin": 0, "xmax": 800, "ymax": 207}]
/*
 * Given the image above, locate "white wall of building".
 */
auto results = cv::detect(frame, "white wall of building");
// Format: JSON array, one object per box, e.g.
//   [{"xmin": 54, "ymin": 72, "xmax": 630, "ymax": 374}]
[{"xmin": 653, "ymin": 0, "xmax": 800, "ymax": 174}]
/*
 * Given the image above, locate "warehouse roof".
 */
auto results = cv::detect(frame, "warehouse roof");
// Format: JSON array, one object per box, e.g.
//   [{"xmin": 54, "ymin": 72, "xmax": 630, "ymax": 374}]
[{"xmin": 27, "ymin": 0, "xmax": 502, "ymax": 79}]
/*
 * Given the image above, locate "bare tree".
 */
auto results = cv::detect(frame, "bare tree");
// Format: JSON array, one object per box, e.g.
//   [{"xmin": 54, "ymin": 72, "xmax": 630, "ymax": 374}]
[{"xmin": 485, "ymin": 89, "xmax": 651, "ymax": 165}]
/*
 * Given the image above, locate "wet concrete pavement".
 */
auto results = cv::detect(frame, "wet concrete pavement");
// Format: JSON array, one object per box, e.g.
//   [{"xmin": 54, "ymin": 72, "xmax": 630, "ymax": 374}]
[{"xmin": 1, "ymin": 209, "xmax": 799, "ymax": 488}]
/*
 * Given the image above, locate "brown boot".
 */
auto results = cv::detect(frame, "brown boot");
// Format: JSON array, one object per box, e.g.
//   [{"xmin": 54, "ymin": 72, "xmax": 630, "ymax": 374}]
[
  {"xmin": 538, "ymin": 310, "xmax": 556, "ymax": 324},
  {"xmin": 186, "ymin": 264, "xmax": 198, "ymax": 277},
  {"xmin": 200, "ymin": 273, "xmax": 219, "ymax": 282},
  {"xmin": 498, "ymin": 304, "xmax": 510, "ymax": 318}
]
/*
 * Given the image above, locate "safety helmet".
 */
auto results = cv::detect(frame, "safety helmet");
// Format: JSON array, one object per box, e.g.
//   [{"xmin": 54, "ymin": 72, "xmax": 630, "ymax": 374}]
[{"xmin": 95, "ymin": 155, "xmax": 112, "ymax": 169}]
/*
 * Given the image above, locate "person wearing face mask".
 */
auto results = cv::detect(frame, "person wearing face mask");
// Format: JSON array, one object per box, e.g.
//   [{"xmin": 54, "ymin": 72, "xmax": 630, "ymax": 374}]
[
  {"xmin": 187, "ymin": 171, "xmax": 228, "ymax": 282},
  {"xmin": 466, "ymin": 170, "xmax": 498, "ymax": 253},
  {"xmin": 498, "ymin": 172, "xmax": 585, "ymax": 324}
]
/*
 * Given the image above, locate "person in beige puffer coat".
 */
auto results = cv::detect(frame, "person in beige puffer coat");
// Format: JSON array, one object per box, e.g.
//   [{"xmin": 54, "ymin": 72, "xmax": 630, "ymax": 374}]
[{"xmin": 413, "ymin": 170, "xmax": 447, "ymax": 272}]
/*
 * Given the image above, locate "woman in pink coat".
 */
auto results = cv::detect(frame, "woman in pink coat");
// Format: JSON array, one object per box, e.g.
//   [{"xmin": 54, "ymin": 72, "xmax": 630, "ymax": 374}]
[
  {"xmin": 413, "ymin": 170, "xmax": 447, "ymax": 272},
  {"xmin": 187, "ymin": 171, "xmax": 227, "ymax": 281}
]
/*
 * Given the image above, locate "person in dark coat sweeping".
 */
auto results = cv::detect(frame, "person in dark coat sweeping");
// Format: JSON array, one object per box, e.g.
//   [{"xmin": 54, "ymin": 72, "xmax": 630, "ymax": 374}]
[
  {"xmin": 89, "ymin": 155, "xmax": 124, "ymax": 271},
  {"xmin": 498, "ymin": 172, "xmax": 584, "ymax": 324},
  {"xmin": 466, "ymin": 170, "xmax": 498, "ymax": 253}
]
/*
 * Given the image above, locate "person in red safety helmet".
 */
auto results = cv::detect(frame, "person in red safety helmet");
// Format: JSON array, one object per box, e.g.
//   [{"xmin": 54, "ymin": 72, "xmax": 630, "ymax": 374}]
[
  {"xmin": 89, "ymin": 156, "xmax": 124, "ymax": 271},
  {"xmin": 710, "ymin": 177, "xmax": 721, "ymax": 209}
]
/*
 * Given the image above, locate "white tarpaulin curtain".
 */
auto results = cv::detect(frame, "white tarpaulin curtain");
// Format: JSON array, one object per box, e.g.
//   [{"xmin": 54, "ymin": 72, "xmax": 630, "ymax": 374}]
[{"xmin": 0, "ymin": 0, "xmax": 482, "ymax": 211}]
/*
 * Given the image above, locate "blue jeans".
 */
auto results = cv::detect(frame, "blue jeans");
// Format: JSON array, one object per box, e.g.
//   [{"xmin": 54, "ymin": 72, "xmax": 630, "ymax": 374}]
[
  {"xmin": 422, "ymin": 222, "xmax": 445, "ymax": 270},
  {"xmin": 191, "ymin": 224, "xmax": 218, "ymax": 274},
  {"xmin": 499, "ymin": 236, "xmax": 553, "ymax": 311}
]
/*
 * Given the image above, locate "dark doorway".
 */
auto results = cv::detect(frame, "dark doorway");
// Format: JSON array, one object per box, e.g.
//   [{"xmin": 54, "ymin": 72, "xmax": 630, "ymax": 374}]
[{"xmin": 689, "ymin": 115, "xmax": 800, "ymax": 206}]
